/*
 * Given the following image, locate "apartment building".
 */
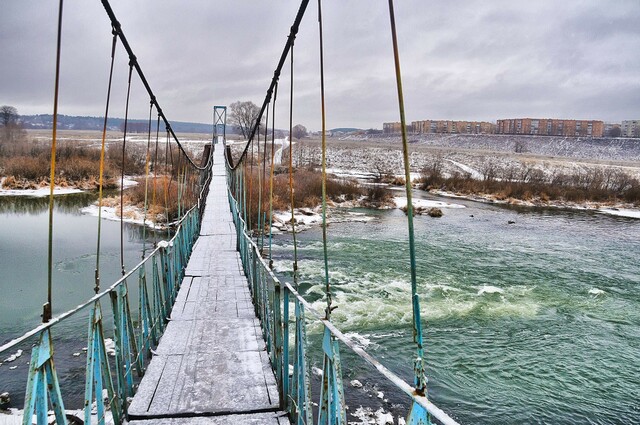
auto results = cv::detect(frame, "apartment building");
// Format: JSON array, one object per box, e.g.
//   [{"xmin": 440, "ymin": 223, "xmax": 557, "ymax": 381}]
[
  {"xmin": 621, "ymin": 120, "xmax": 640, "ymax": 137},
  {"xmin": 411, "ymin": 120, "xmax": 495, "ymax": 134},
  {"xmin": 496, "ymin": 118, "xmax": 604, "ymax": 137}
]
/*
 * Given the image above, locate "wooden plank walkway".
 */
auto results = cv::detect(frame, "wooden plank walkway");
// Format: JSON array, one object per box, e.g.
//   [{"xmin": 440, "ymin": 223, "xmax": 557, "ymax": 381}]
[{"xmin": 129, "ymin": 147, "xmax": 289, "ymax": 425}]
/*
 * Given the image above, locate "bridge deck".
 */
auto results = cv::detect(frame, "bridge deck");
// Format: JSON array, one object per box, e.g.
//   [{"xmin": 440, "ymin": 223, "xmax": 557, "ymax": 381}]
[{"xmin": 129, "ymin": 147, "xmax": 288, "ymax": 425}]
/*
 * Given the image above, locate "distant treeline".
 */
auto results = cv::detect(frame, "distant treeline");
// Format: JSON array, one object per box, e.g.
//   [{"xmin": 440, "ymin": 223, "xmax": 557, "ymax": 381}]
[{"xmin": 20, "ymin": 114, "xmax": 218, "ymax": 134}]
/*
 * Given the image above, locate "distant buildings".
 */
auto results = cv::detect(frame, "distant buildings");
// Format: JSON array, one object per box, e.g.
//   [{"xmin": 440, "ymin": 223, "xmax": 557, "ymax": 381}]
[
  {"xmin": 496, "ymin": 118, "xmax": 604, "ymax": 137},
  {"xmin": 383, "ymin": 122, "xmax": 411, "ymax": 134},
  {"xmin": 383, "ymin": 120, "xmax": 495, "ymax": 135},
  {"xmin": 383, "ymin": 117, "xmax": 637, "ymax": 138},
  {"xmin": 411, "ymin": 120, "xmax": 495, "ymax": 134},
  {"xmin": 621, "ymin": 120, "xmax": 640, "ymax": 137}
]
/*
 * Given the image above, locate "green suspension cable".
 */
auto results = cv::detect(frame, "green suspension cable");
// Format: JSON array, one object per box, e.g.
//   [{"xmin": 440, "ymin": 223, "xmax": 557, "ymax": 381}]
[
  {"xmin": 287, "ymin": 44, "xmax": 300, "ymax": 285},
  {"xmin": 120, "ymin": 63, "xmax": 133, "ymax": 276},
  {"xmin": 388, "ymin": 0, "xmax": 427, "ymax": 394},
  {"xmin": 317, "ymin": 0, "xmax": 332, "ymax": 319},
  {"xmin": 44, "ymin": 0, "xmax": 64, "ymax": 322},
  {"xmin": 95, "ymin": 28, "xmax": 118, "ymax": 294}
]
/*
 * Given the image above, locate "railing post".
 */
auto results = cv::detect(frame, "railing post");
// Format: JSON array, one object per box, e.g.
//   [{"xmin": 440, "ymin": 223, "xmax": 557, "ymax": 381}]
[
  {"xmin": 22, "ymin": 329, "xmax": 67, "ymax": 425},
  {"xmin": 84, "ymin": 301, "xmax": 122, "ymax": 425},
  {"xmin": 283, "ymin": 287, "xmax": 291, "ymax": 412}
]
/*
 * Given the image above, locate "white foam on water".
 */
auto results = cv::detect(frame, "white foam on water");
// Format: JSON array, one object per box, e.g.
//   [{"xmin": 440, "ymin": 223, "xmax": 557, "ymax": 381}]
[
  {"xmin": 477, "ymin": 285, "xmax": 504, "ymax": 296},
  {"xmin": 344, "ymin": 332, "xmax": 373, "ymax": 349}
]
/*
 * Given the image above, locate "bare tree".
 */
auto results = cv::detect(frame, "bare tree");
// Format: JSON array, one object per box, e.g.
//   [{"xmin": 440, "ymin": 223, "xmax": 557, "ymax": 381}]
[
  {"xmin": 292, "ymin": 124, "xmax": 307, "ymax": 140},
  {"xmin": 0, "ymin": 105, "xmax": 18, "ymax": 128},
  {"xmin": 0, "ymin": 105, "xmax": 23, "ymax": 147},
  {"xmin": 514, "ymin": 139, "xmax": 528, "ymax": 153},
  {"xmin": 228, "ymin": 101, "xmax": 261, "ymax": 140}
]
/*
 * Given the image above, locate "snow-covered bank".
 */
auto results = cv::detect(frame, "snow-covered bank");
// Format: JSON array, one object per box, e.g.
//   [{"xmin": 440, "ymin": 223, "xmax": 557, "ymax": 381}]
[
  {"xmin": 0, "ymin": 176, "xmax": 138, "ymax": 197},
  {"xmin": 430, "ymin": 188, "xmax": 640, "ymax": 220},
  {"xmin": 0, "ymin": 187, "xmax": 84, "ymax": 197},
  {"xmin": 271, "ymin": 206, "xmax": 375, "ymax": 233},
  {"xmin": 81, "ymin": 204, "xmax": 159, "ymax": 229},
  {"xmin": 393, "ymin": 196, "xmax": 465, "ymax": 210}
]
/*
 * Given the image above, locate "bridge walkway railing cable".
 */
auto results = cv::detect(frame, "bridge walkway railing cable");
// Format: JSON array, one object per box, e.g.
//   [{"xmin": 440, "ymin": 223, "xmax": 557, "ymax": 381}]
[{"xmin": 224, "ymin": 1, "xmax": 460, "ymax": 424}]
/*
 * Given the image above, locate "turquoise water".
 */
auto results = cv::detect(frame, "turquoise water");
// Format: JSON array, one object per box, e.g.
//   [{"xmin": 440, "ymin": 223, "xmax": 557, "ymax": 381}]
[{"xmin": 270, "ymin": 194, "xmax": 640, "ymax": 424}]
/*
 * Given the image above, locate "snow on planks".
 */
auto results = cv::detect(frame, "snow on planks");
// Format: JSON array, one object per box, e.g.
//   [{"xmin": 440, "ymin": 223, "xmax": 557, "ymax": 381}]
[{"xmin": 128, "ymin": 148, "xmax": 288, "ymax": 424}]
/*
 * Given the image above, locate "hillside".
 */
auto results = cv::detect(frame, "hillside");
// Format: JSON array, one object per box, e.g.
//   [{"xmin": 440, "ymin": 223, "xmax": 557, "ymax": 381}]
[{"xmin": 20, "ymin": 114, "xmax": 214, "ymax": 134}]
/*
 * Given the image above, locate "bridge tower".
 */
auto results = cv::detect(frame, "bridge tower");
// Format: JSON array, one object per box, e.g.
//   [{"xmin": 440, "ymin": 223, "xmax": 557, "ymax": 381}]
[{"xmin": 213, "ymin": 105, "xmax": 227, "ymax": 146}]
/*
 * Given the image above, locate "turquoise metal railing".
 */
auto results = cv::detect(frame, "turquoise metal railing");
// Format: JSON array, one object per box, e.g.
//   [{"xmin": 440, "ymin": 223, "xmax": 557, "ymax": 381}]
[
  {"xmin": 0, "ymin": 167, "xmax": 211, "ymax": 425},
  {"xmin": 226, "ymin": 163, "xmax": 460, "ymax": 425}
]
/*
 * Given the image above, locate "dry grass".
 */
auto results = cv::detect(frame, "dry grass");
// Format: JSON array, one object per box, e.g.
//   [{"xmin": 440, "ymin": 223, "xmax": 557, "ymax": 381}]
[
  {"xmin": 419, "ymin": 163, "xmax": 640, "ymax": 205},
  {"xmin": 241, "ymin": 168, "xmax": 363, "ymax": 228}
]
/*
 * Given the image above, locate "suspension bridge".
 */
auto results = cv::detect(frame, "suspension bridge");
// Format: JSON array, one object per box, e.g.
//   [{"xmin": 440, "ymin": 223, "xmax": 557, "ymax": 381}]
[{"xmin": 0, "ymin": 1, "xmax": 460, "ymax": 424}]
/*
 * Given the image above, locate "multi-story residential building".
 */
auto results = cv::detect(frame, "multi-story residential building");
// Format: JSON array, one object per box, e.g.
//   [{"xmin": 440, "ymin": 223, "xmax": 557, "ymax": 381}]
[
  {"xmin": 383, "ymin": 122, "xmax": 409, "ymax": 134},
  {"xmin": 410, "ymin": 120, "xmax": 495, "ymax": 134},
  {"xmin": 496, "ymin": 118, "xmax": 604, "ymax": 137},
  {"xmin": 621, "ymin": 120, "xmax": 640, "ymax": 137}
]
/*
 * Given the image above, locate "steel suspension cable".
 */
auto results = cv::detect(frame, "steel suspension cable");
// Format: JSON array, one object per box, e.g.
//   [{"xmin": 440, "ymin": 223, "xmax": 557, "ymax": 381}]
[
  {"xmin": 387, "ymin": 0, "xmax": 427, "ymax": 395},
  {"xmin": 99, "ymin": 0, "xmax": 207, "ymax": 171},
  {"xmin": 44, "ymin": 0, "xmax": 64, "ymax": 323},
  {"xmin": 95, "ymin": 28, "xmax": 119, "ymax": 294},
  {"xmin": 287, "ymin": 45, "xmax": 300, "ymax": 285},
  {"xmin": 120, "ymin": 63, "xmax": 134, "ymax": 276},
  {"xmin": 226, "ymin": 0, "xmax": 309, "ymax": 170}
]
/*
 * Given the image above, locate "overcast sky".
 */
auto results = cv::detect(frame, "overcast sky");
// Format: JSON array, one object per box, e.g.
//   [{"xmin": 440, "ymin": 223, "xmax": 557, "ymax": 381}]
[{"xmin": 1, "ymin": 0, "xmax": 639, "ymax": 130}]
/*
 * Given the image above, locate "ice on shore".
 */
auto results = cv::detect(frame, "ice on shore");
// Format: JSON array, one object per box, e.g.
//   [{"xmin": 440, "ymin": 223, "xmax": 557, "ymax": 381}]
[
  {"xmin": 393, "ymin": 196, "xmax": 465, "ymax": 210},
  {"xmin": 0, "ymin": 187, "xmax": 84, "ymax": 197}
]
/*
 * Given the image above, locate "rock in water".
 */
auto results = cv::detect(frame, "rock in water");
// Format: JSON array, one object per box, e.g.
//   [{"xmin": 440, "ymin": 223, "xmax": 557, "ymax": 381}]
[
  {"xmin": 0, "ymin": 391, "xmax": 10, "ymax": 410},
  {"xmin": 428, "ymin": 207, "xmax": 443, "ymax": 217}
]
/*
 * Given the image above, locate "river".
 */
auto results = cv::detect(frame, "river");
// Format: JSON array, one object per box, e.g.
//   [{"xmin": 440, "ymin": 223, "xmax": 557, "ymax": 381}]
[
  {"xmin": 269, "ymin": 190, "xmax": 640, "ymax": 424},
  {"xmin": 0, "ymin": 193, "xmax": 163, "ymax": 408}
]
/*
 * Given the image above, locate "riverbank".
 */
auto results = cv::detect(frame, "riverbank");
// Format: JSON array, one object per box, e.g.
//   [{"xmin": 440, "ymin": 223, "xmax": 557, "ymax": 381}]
[{"xmin": 429, "ymin": 188, "xmax": 640, "ymax": 219}]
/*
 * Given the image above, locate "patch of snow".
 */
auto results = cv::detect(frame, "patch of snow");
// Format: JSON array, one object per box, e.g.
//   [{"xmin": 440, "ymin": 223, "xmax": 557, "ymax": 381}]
[
  {"xmin": 394, "ymin": 197, "xmax": 465, "ymax": 210},
  {"xmin": 0, "ymin": 187, "xmax": 84, "ymax": 197},
  {"xmin": 598, "ymin": 208, "xmax": 640, "ymax": 219},
  {"xmin": 350, "ymin": 379, "xmax": 363, "ymax": 388},
  {"xmin": 1, "ymin": 409, "xmax": 112, "ymax": 425},
  {"xmin": 350, "ymin": 406, "xmax": 397, "ymax": 425},
  {"xmin": 81, "ymin": 204, "xmax": 159, "ymax": 229},
  {"xmin": 3, "ymin": 350, "xmax": 22, "ymax": 364},
  {"xmin": 446, "ymin": 159, "xmax": 483, "ymax": 179}
]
